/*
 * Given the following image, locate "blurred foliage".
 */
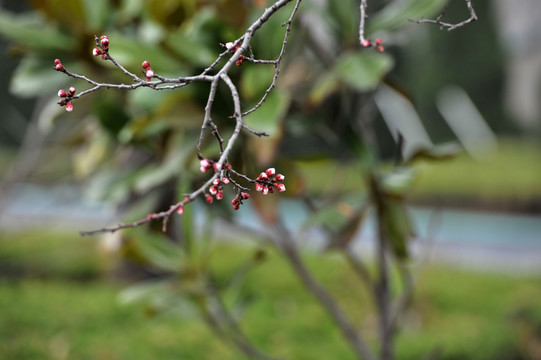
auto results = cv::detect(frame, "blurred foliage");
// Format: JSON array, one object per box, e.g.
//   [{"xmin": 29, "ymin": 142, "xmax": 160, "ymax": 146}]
[{"xmin": 0, "ymin": 0, "xmax": 510, "ymax": 358}]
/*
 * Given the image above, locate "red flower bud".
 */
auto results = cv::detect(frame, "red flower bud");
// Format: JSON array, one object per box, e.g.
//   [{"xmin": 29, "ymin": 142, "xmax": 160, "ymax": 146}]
[
  {"xmin": 241, "ymin": 192, "xmax": 250, "ymax": 200},
  {"xmin": 58, "ymin": 89, "xmax": 68, "ymax": 97},
  {"xmin": 65, "ymin": 102, "xmax": 74, "ymax": 112},
  {"xmin": 142, "ymin": 60, "xmax": 151, "ymax": 69},
  {"xmin": 177, "ymin": 206, "xmax": 184, "ymax": 215},
  {"xmin": 376, "ymin": 45, "xmax": 385, "ymax": 53},
  {"xmin": 205, "ymin": 194, "xmax": 214, "ymax": 203},
  {"xmin": 216, "ymin": 190, "xmax": 224, "ymax": 200},
  {"xmin": 362, "ymin": 39, "xmax": 371, "ymax": 48},
  {"xmin": 266, "ymin": 168, "xmax": 276, "ymax": 177},
  {"xmin": 54, "ymin": 59, "xmax": 61, "ymax": 65},
  {"xmin": 274, "ymin": 174, "xmax": 285, "ymax": 181},
  {"xmin": 375, "ymin": 38, "xmax": 382, "ymax": 45},
  {"xmin": 276, "ymin": 183, "xmax": 286, "ymax": 192},
  {"xmin": 69, "ymin": 87, "xmax": 76, "ymax": 95},
  {"xmin": 222, "ymin": 177, "xmax": 230, "ymax": 185},
  {"xmin": 93, "ymin": 48, "xmax": 103, "ymax": 56},
  {"xmin": 145, "ymin": 69, "xmax": 154, "ymax": 80}
]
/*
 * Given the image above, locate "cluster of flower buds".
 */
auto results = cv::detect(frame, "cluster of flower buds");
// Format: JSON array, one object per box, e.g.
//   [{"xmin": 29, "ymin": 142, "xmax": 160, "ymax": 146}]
[
  {"xmin": 208, "ymin": 177, "xmax": 231, "ymax": 202},
  {"xmin": 255, "ymin": 168, "xmax": 285, "ymax": 195},
  {"xmin": 57, "ymin": 86, "xmax": 76, "ymax": 112},
  {"xmin": 53, "ymin": 58, "xmax": 65, "ymax": 72},
  {"xmin": 231, "ymin": 192, "xmax": 250, "ymax": 211},
  {"xmin": 141, "ymin": 60, "xmax": 155, "ymax": 81},
  {"xmin": 223, "ymin": 41, "xmax": 245, "ymax": 67},
  {"xmin": 93, "ymin": 35, "xmax": 110, "ymax": 60},
  {"xmin": 361, "ymin": 38, "xmax": 384, "ymax": 53},
  {"xmin": 199, "ymin": 158, "xmax": 231, "ymax": 173}
]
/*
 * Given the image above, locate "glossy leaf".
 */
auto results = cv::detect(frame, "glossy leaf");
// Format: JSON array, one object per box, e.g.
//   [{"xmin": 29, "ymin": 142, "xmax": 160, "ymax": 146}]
[{"xmin": 334, "ymin": 51, "xmax": 394, "ymax": 92}]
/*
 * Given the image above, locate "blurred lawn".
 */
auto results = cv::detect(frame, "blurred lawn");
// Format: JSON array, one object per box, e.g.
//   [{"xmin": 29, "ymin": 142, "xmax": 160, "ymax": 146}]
[
  {"xmin": 296, "ymin": 138, "xmax": 541, "ymax": 205},
  {"xmin": 1, "ymin": 231, "xmax": 541, "ymax": 359},
  {"xmin": 411, "ymin": 139, "xmax": 541, "ymax": 202}
]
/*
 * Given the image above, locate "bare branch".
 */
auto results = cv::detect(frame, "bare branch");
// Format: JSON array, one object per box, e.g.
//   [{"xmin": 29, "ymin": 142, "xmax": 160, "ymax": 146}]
[{"xmin": 409, "ymin": 0, "xmax": 478, "ymax": 31}]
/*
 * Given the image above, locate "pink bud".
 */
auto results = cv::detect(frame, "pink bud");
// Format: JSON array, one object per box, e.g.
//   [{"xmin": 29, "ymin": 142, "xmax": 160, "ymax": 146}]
[
  {"xmin": 362, "ymin": 39, "xmax": 371, "ymax": 48},
  {"xmin": 255, "ymin": 183, "xmax": 263, "ymax": 192},
  {"xmin": 216, "ymin": 190, "xmax": 224, "ymax": 200},
  {"xmin": 262, "ymin": 186, "xmax": 269, "ymax": 195},
  {"xmin": 177, "ymin": 206, "xmax": 184, "ymax": 215},
  {"xmin": 213, "ymin": 178, "xmax": 221, "ymax": 186},
  {"xmin": 232, "ymin": 198, "xmax": 239, "ymax": 205},
  {"xmin": 100, "ymin": 36, "xmax": 109, "ymax": 48},
  {"xmin": 266, "ymin": 168, "xmax": 276, "ymax": 176},
  {"xmin": 222, "ymin": 177, "xmax": 230, "ymax": 185},
  {"xmin": 259, "ymin": 172, "xmax": 268, "ymax": 180},
  {"xmin": 55, "ymin": 63, "xmax": 65, "ymax": 71},
  {"xmin": 276, "ymin": 183, "xmax": 286, "ymax": 192},
  {"xmin": 142, "ymin": 60, "xmax": 151, "ymax": 69},
  {"xmin": 200, "ymin": 158, "xmax": 210, "ymax": 167},
  {"xmin": 205, "ymin": 194, "xmax": 214, "ymax": 203},
  {"xmin": 54, "ymin": 59, "xmax": 61, "ymax": 65},
  {"xmin": 225, "ymin": 42, "xmax": 235, "ymax": 50},
  {"xmin": 376, "ymin": 45, "xmax": 385, "ymax": 53},
  {"xmin": 241, "ymin": 192, "xmax": 250, "ymax": 200},
  {"xmin": 200, "ymin": 166, "xmax": 207, "ymax": 173},
  {"xmin": 209, "ymin": 186, "xmax": 218, "ymax": 195},
  {"xmin": 93, "ymin": 48, "xmax": 103, "ymax": 56},
  {"xmin": 65, "ymin": 102, "xmax": 74, "ymax": 112},
  {"xmin": 145, "ymin": 69, "xmax": 154, "ymax": 79},
  {"xmin": 375, "ymin": 38, "xmax": 382, "ymax": 45},
  {"xmin": 274, "ymin": 174, "xmax": 285, "ymax": 181},
  {"xmin": 213, "ymin": 163, "xmax": 222, "ymax": 172},
  {"xmin": 58, "ymin": 89, "xmax": 67, "ymax": 97},
  {"xmin": 69, "ymin": 87, "xmax": 76, "ymax": 95}
]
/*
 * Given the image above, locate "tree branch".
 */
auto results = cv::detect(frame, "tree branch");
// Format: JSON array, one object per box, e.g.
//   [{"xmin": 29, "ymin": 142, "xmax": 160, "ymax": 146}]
[{"xmin": 409, "ymin": 0, "xmax": 478, "ymax": 31}]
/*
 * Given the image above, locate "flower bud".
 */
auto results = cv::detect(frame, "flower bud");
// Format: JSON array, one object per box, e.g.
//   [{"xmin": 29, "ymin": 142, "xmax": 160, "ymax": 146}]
[
  {"xmin": 205, "ymin": 194, "xmax": 214, "ymax": 203},
  {"xmin": 54, "ymin": 59, "xmax": 61, "ymax": 65},
  {"xmin": 58, "ymin": 89, "xmax": 68, "ymax": 97},
  {"xmin": 209, "ymin": 186, "xmax": 218, "ymax": 195},
  {"xmin": 93, "ymin": 48, "xmax": 103, "ymax": 56},
  {"xmin": 65, "ymin": 102, "xmax": 74, "ymax": 112},
  {"xmin": 69, "ymin": 87, "xmax": 76, "ymax": 95},
  {"xmin": 177, "ymin": 206, "xmax": 184, "ymax": 215},
  {"xmin": 241, "ymin": 192, "xmax": 250, "ymax": 200},
  {"xmin": 262, "ymin": 186, "xmax": 269, "ymax": 195},
  {"xmin": 255, "ymin": 183, "xmax": 263, "ymax": 192},
  {"xmin": 266, "ymin": 168, "xmax": 276, "ymax": 176},
  {"xmin": 258, "ymin": 172, "xmax": 268, "ymax": 180},
  {"xmin": 276, "ymin": 183, "xmax": 286, "ymax": 192},
  {"xmin": 145, "ymin": 69, "xmax": 154, "ymax": 79},
  {"xmin": 216, "ymin": 190, "xmax": 224, "ymax": 200},
  {"xmin": 274, "ymin": 174, "xmax": 285, "ymax": 181},
  {"xmin": 362, "ymin": 39, "xmax": 370, "ymax": 48},
  {"xmin": 142, "ymin": 60, "xmax": 151, "ymax": 69},
  {"xmin": 375, "ymin": 38, "xmax": 382, "ymax": 45},
  {"xmin": 213, "ymin": 178, "xmax": 221, "ymax": 186}
]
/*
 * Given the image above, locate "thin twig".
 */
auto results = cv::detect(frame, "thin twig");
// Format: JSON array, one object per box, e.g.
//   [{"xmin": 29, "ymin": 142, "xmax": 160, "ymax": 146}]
[{"xmin": 409, "ymin": 0, "xmax": 478, "ymax": 31}]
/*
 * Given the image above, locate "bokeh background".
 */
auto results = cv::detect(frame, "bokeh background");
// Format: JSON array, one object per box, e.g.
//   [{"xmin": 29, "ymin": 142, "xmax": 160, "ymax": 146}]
[{"xmin": 1, "ymin": 0, "xmax": 540, "ymax": 359}]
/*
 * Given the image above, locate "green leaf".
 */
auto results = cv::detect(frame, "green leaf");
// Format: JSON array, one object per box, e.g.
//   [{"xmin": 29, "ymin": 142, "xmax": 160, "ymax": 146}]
[
  {"xmin": 9, "ymin": 57, "xmax": 82, "ymax": 97},
  {"xmin": 0, "ymin": 12, "xmax": 75, "ymax": 52},
  {"xmin": 382, "ymin": 199, "xmax": 415, "ymax": 259},
  {"xmin": 130, "ymin": 232, "xmax": 185, "ymax": 273},
  {"xmin": 381, "ymin": 167, "xmax": 418, "ymax": 197},
  {"xmin": 309, "ymin": 72, "xmax": 340, "ymax": 104},
  {"xmin": 334, "ymin": 51, "xmax": 394, "ymax": 92},
  {"xmin": 406, "ymin": 143, "xmax": 462, "ymax": 164},
  {"xmin": 83, "ymin": 0, "xmax": 112, "ymax": 30},
  {"xmin": 245, "ymin": 91, "xmax": 290, "ymax": 135},
  {"xmin": 368, "ymin": 0, "xmax": 448, "ymax": 33},
  {"xmin": 241, "ymin": 66, "xmax": 274, "ymax": 101}
]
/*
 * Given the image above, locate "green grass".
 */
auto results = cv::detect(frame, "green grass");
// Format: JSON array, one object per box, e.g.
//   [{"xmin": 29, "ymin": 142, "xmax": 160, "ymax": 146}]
[
  {"xmin": 295, "ymin": 138, "xmax": 541, "ymax": 202},
  {"xmin": 411, "ymin": 139, "xmax": 541, "ymax": 201},
  {"xmin": 1, "ymin": 231, "xmax": 541, "ymax": 359}
]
